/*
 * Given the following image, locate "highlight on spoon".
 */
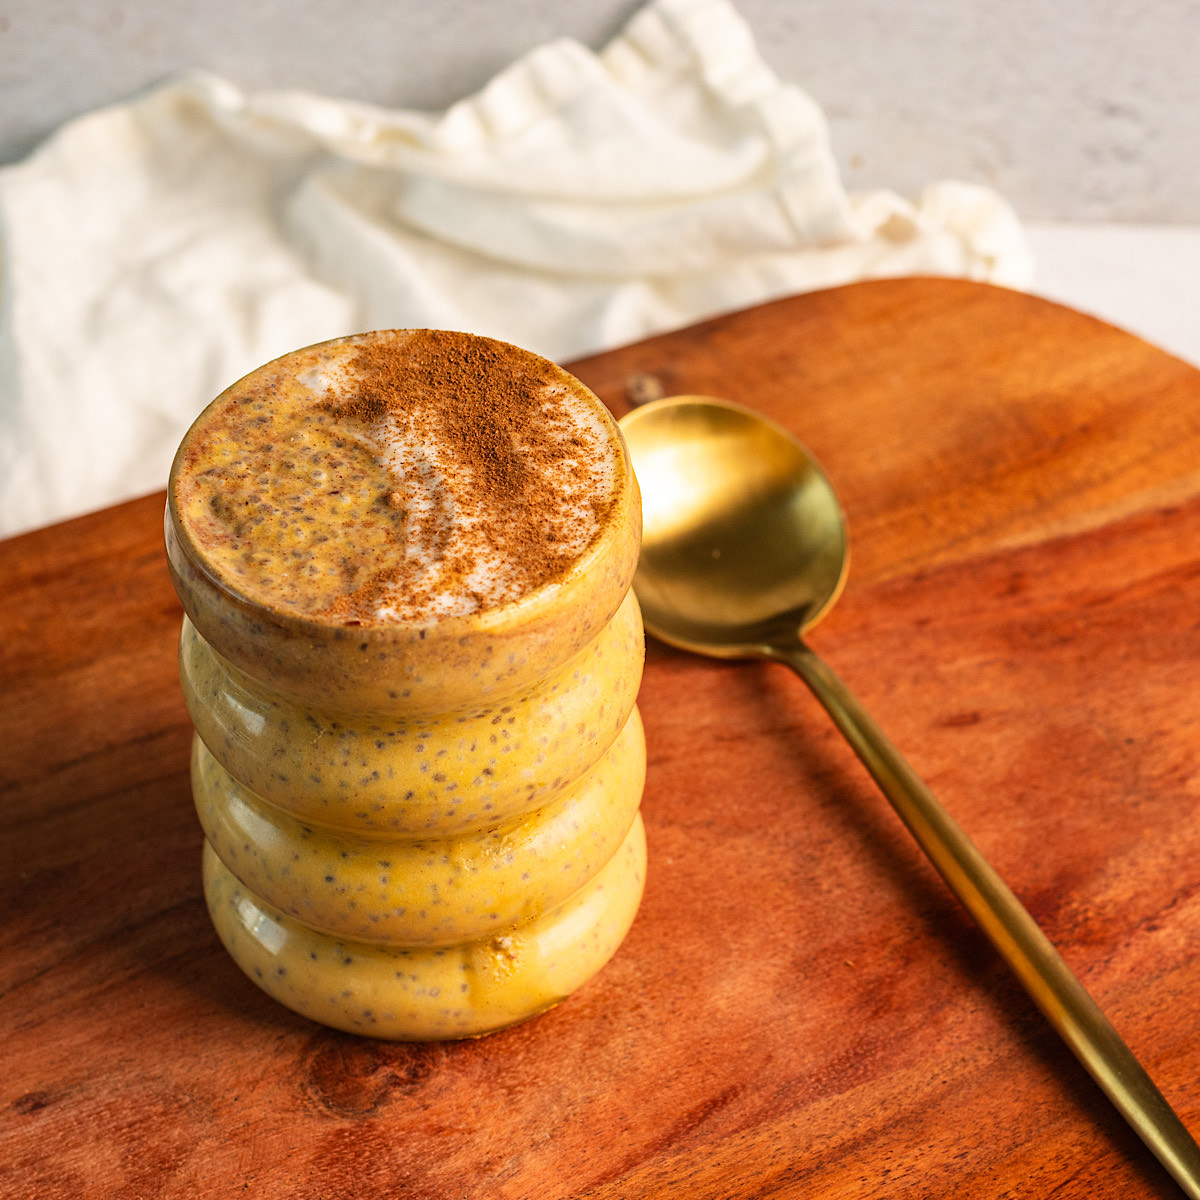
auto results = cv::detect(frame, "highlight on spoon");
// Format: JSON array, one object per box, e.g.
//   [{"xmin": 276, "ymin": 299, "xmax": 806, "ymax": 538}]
[{"xmin": 619, "ymin": 395, "xmax": 849, "ymax": 652}]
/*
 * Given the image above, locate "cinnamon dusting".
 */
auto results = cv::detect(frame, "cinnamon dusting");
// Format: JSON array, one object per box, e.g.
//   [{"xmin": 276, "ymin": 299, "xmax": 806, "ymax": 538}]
[{"xmin": 173, "ymin": 329, "xmax": 619, "ymax": 626}]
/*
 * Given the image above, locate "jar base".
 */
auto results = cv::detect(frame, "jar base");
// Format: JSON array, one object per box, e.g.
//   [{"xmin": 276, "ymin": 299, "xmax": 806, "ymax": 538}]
[{"xmin": 202, "ymin": 814, "xmax": 647, "ymax": 1041}]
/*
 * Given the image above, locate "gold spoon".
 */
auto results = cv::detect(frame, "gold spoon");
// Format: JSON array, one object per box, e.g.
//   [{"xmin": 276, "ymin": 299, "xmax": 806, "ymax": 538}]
[{"xmin": 619, "ymin": 394, "xmax": 1200, "ymax": 1198}]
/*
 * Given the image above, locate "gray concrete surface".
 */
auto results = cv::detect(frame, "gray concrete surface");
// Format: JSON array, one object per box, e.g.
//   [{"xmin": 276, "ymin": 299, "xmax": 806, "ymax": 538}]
[{"xmin": 2, "ymin": 0, "xmax": 1198, "ymax": 222}]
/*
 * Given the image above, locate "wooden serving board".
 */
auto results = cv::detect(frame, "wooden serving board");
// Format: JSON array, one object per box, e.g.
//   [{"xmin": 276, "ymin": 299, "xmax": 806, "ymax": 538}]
[{"xmin": 4, "ymin": 278, "xmax": 1200, "ymax": 1198}]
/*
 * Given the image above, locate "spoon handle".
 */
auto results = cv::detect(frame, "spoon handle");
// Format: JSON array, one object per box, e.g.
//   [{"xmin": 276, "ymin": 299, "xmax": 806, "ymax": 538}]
[{"xmin": 781, "ymin": 641, "xmax": 1200, "ymax": 1199}]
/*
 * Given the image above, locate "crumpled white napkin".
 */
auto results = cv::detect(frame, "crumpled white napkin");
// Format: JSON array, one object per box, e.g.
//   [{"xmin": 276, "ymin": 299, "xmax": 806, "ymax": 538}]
[{"xmin": 0, "ymin": 0, "xmax": 1031, "ymax": 538}]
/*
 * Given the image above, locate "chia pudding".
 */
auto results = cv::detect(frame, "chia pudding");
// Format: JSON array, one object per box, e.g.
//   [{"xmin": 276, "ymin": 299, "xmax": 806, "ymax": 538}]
[{"xmin": 166, "ymin": 329, "xmax": 646, "ymax": 1040}]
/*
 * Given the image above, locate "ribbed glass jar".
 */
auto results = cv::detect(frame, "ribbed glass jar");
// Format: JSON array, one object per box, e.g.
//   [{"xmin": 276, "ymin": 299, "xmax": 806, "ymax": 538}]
[{"xmin": 166, "ymin": 331, "xmax": 646, "ymax": 1040}]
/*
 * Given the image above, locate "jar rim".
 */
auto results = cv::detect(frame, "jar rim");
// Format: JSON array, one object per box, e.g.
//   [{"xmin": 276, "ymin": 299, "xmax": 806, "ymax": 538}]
[{"xmin": 166, "ymin": 329, "xmax": 638, "ymax": 645}]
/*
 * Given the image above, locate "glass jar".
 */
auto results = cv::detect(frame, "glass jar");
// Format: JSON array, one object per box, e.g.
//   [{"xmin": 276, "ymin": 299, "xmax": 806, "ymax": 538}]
[{"xmin": 166, "ymin": 330, "xmax": 646, "ymax": 1040}]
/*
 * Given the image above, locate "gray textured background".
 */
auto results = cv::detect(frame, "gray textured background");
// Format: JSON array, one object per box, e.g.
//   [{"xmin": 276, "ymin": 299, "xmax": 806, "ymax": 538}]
[{"xmin": 2, "ymin": 0, "xmax": 1198, "ymax": 221}]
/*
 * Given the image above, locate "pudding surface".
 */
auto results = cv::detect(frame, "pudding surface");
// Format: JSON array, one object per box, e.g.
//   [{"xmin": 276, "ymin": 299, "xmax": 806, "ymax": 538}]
[{"xmin": 172, "ymin": 329, "xmax": 621, "ymax": 625}]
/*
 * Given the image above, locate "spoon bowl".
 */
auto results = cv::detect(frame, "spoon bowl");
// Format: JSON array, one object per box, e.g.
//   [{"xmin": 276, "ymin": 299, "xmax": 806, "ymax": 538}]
[
  {"xmin": 620, "ymin": 393, "xmax": 1200, "ymax": 1199},
  {"xmin": 623, "ymin": 397, "xmax": 847, "ymax": 653}
]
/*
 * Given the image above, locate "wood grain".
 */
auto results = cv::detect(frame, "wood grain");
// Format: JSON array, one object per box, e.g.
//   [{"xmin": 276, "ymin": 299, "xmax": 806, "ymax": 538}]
[{"xmin": 3, "ymin": 278, "xmax": 1199, "ymax": 1198}]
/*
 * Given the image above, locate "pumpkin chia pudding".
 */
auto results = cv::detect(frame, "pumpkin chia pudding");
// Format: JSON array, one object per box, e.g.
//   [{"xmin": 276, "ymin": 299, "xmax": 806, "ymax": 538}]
[{"xmin": 166, "ymin": 329, "xmax": 646, "ymax": 1040}]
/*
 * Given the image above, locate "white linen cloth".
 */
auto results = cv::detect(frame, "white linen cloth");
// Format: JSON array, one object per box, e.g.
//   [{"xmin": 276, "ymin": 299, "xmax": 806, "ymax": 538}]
[{"xmin": 0, "ymin": 0, "xmax": 1031, "ymax": 538}]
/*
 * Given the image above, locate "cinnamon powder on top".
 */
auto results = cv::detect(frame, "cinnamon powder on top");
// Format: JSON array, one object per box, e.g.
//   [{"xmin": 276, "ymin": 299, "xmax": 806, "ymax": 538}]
[{"xmin": 318, "ymin": 330, "xmax": 614, "ymax": 622}]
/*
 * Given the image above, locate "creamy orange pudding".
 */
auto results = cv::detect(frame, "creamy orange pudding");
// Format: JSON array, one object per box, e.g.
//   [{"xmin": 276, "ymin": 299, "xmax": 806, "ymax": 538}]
[{"xmin": 167, "ymin": 329, "xmax": 646, "ymax": 1039}]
